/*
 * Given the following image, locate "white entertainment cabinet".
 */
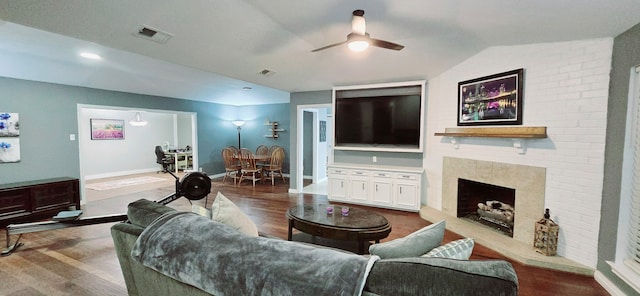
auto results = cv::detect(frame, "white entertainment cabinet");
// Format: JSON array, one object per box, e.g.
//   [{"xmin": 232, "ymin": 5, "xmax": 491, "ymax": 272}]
[{"xmin": 327, "ymin": 163, "xmax": 423, "ymax": 212}]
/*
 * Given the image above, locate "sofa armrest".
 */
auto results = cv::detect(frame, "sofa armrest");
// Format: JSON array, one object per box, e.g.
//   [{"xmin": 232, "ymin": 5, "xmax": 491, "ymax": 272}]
[
  {"xmin": 111, "ymin": 222, "xmax": 212, "ymax": 296},
  {"xmin": 364, "ymin": 257, "xmax": 518, "ymax": 296}
]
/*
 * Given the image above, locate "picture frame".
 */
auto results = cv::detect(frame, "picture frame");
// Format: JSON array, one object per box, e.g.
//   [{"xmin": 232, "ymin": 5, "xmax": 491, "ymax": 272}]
[
  {"xmin": 457, "ymin": 68, "xmax": 524, "ymax": 126},
  {"xmin": 91, "ymin": 118, "xmax": 125, "ymax": 140},
  {"xmin": 0, "ymin": 112, "xmax": 20, "ymax": 163}
]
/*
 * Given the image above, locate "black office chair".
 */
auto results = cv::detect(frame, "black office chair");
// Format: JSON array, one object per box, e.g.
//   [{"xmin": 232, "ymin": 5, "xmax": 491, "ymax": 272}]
[{"xmin": 155, "ymin": 145, "xmax": 175, "ymax": 173}]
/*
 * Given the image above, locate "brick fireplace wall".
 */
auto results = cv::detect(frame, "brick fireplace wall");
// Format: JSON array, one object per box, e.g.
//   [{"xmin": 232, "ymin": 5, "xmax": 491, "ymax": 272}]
[{"xmin": 424, "ymin": 38, "xmax": 613, "ymax": 268}]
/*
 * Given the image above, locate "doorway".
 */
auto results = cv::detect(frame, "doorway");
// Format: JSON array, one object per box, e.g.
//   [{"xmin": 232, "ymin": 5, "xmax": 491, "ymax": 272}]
[
  {"xmin": 296, "ymin": 104, "xmax": 331, "ymax": 195},
  {"xmin": 77, "ymin": 104, "xmax": 198, "ymax": 204}
]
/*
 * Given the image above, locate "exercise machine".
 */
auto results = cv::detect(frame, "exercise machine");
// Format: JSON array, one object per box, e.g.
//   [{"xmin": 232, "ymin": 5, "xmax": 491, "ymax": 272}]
[{"xmin": 2, "ymin": 168, "xmax": 212, "ymax": 256}]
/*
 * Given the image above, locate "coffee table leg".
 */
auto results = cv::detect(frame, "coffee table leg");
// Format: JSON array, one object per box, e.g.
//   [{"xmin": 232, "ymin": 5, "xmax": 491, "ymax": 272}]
[
  {"xmin": 358, "ymin": 240, "xmax": 364, "ymax": 255},
  {"xmin": 287, "ymin": 219, "xmax": 293, "ymax": 241}
]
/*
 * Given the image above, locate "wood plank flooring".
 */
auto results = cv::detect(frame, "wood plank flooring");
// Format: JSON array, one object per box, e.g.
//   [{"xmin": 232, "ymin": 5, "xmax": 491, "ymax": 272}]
[{"xmin": 0, "ymin": 173, "xmax": 609, "ymax": 295}]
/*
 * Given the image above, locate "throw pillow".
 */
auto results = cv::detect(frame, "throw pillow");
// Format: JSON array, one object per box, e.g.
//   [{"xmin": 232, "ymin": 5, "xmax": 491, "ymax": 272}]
[
  {"xmin": 210, "ymin": 191, "xmax": 259, "ymax": 237},
  {"xmin": 421, "ymin": 237, "xmax": 475, "ymax": 260},
  {"xmin": 369, "ymin": 220, "xmax": 445, "ymax": 259}
]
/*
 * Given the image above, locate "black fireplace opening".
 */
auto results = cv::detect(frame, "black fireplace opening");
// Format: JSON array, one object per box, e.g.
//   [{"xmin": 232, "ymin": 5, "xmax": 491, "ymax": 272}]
[{"xmin": 457, "ymin": 178, "xmax": 515, "ymax": 237}]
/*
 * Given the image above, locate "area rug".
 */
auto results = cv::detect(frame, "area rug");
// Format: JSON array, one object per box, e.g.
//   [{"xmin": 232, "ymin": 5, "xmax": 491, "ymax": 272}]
[{"xmin": 86, "ymin": 176, "xmax": 168, "ymax": 191}]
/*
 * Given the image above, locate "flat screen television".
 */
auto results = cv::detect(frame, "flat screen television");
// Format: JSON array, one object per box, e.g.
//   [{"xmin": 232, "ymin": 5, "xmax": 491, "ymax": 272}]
[{"xmin": 333, "ymin": 82, "xmax": 425, "ymax": 152}]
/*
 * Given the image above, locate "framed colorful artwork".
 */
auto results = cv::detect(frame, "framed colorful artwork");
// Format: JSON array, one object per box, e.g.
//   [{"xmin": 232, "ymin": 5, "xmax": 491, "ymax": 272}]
[
  {"xmin": 91, "ymin": 118, "xmax": 125, "ymax": 140},
  {"xmin": 458, "ymin": 69, "xmax": 524, "ymax": 126},
  {"xmin": 0, "ymin": 112, "xmax": 20, "ymax": 163}
]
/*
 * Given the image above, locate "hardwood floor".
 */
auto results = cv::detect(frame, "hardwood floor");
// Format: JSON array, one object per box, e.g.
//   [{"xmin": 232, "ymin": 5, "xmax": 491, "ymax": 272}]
[{"xmin": 0, "ymin": 174, "xmax": 609, "ymax": 295}]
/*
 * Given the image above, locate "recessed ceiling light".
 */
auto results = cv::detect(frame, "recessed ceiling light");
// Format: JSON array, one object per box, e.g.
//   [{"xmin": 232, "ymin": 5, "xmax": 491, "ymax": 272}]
[{"xmin": 80, "ymin": 52, "xmax": 102, "ymax": 60}]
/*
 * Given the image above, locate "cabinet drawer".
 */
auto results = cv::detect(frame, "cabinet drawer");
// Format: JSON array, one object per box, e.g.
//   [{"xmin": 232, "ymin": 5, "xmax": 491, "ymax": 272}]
[
  {"xmin": 395, "ymin": 173, "xmax": 418, "ymax": 181},
  {"xmin": 372, "ymin": 172, "xmax": 392, "ymax": 178},
  {"xmin": 329, "ymin": 168, "xmax": 348, "ymax": 175},
  {"xmin": 0, "ymin": 189, "xmax": 30, "ymax": 217},
  {"xmin": 350, "ymin": 170, "xmax": 368, "ymax": 177},
  {"xmin": 32, "ymin": 182, "xmax": 76, "ymax": 211}
]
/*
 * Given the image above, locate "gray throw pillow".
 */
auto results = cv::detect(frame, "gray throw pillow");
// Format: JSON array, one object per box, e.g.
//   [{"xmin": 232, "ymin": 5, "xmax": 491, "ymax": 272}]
[{"xmin": 369, "ymin": 220, "xmax": 445, "ymax": 259}]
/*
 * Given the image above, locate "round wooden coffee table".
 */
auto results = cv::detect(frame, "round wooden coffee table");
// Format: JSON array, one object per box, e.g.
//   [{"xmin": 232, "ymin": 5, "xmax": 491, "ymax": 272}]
[{"xmin": 286, "ymin": 204, "xmax": 391, "ymax": 254}]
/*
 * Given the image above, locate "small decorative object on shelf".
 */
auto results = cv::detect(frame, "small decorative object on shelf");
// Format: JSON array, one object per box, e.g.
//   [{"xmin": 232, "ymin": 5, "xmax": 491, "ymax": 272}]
[
  {"xmin": 533, "ymin": 208, "xmax": 559, "ymax": 256},
  {"xmin": 265, "ymin": 121, "xmax": 286, "ymax": 138}
]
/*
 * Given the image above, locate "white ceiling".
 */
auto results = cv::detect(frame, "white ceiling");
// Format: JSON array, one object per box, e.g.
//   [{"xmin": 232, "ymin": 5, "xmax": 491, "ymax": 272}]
[{"xmin": 1, "ymin": 0, "xmax": 639, "ymax": 106}]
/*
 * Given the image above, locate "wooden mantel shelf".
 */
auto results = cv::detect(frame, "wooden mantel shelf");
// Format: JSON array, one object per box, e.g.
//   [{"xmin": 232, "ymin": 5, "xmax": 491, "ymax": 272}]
[{"xmin": 434, "ymin": 126, "xmax": 547, "ymax": 138}]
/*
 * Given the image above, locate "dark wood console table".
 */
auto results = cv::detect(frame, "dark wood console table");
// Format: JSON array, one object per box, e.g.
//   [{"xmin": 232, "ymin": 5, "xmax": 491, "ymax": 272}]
[{"xmin": 0, "ymin": 177, "xmax": 80, "ymax": 226}]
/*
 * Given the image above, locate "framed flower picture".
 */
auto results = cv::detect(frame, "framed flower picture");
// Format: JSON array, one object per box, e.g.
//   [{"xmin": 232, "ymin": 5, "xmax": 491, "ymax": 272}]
[
  {"xmin": 91, "ymin": 118, "xmax": 125, "ymax": 140},
  {"xmin": 0, "ymin": 112, "xmax": 20, "ymax": 163}
]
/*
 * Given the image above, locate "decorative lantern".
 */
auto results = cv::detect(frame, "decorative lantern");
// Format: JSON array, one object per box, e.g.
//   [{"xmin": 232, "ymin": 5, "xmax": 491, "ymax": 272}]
[{"xmin": 533, "ymin": 208, "xmax": 559, "ymax": 256}]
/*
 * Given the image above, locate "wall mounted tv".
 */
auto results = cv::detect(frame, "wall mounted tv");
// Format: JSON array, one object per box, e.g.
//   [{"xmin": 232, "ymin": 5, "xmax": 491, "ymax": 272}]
[{"xmin": 333, "ymin": 81, "xmax": 425, "ymax": 153}]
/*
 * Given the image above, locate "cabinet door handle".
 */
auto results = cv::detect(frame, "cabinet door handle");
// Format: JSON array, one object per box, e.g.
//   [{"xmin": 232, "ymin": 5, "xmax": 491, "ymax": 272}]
[
  {"xmin": 376, "ymin": 184, "xmax": 378, "ymax": 191},
  {"xmin": 341, "ymin": 181, "xmax": 343, "ymax": 188},
  {"xmin": 400, "ymin": 187, "xmax": 402, "ymax": 194},
  {"xmin": 362, "ymin": 184, "xmax": 365, "ymax": 190}
]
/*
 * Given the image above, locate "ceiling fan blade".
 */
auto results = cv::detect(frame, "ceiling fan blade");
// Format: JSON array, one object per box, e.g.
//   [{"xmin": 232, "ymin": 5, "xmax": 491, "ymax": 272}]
[
  {"xmin": 369, "ymin": 38, "xmax": 405, "ymax": 51},
  {"xmin": 311, "ymin": 40, "xmax": 347, "ymax": 52}
]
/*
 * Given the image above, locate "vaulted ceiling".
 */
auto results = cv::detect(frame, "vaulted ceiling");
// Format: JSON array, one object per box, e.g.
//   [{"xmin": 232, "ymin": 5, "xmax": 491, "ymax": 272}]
[{"xmin": 1, "ymin": 0, "xmax": 639, "ymax": 105}]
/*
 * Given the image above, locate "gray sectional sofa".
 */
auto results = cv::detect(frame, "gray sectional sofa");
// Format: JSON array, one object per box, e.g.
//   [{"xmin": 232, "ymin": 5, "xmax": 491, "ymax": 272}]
[{"xmin": 111, "ymin": 199, "xmax": 518, "ymax": 296}]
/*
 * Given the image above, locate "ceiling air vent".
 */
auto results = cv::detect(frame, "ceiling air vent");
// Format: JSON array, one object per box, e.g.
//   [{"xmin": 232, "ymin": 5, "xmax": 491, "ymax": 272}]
[
  {"xmin": 134, "ymin": 25, "xmax": 173, "ymax": 44},
  {"xmin": 258, "ymin": 69, "xmax": 276, "ymax": 77}
]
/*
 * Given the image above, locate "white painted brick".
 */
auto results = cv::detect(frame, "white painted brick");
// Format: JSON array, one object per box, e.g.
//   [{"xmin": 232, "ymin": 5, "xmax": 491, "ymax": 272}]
[
  {"xmin": 581, "ymin": 88, "xmax": 610, "ymax": 98},
  {"xmin": 426, "ymin": 38, "xmax": 612, "ymax": 268}
]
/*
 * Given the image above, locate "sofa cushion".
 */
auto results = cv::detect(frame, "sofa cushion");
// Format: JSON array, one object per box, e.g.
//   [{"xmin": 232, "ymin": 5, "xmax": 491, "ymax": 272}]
[
  {"xmin": 364, "ymin": 257, "xmax": 518, "ymax": 296},
  {"xmin": 421, "ymin": 237, "xmax": 475, "ymax": 260},
  {"xmin": 210, "ymin": 191, "xmax": 259, "ymax": 237},
  {"xmin": 127, "ymin": 199, "xmax": 176, "ymax": 228},
  {"xmin": 369, "ymin": 220, "xmax": 445, "ymax": 259}
]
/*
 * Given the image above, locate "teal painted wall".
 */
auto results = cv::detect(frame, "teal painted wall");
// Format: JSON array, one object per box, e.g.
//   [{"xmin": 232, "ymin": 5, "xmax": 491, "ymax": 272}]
[{"xmin": 0, "ymin": 77, "xmax": 289, "ymax": 185}]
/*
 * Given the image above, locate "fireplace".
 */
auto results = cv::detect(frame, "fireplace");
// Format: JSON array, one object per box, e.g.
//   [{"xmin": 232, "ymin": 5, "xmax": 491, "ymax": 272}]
[
  {"xmin": 441, "ymin": 157, "xmax": 545, "ymax": 245},
  {"xmin": 457, "ymin": 178, "xmax": 515, "ymax": 237}
]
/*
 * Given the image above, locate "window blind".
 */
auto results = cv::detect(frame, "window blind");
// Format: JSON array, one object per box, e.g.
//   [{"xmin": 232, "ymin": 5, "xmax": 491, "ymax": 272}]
[{"xmin": 625, "ymin": 66, "xmax": 640, "ymax": 274}]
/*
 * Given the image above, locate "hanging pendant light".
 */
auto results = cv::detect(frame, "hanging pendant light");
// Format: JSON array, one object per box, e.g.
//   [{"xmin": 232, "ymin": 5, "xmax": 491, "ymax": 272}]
[{"xmin": 129, "ymin": 112, "xmax": 148, "ymax": 126}]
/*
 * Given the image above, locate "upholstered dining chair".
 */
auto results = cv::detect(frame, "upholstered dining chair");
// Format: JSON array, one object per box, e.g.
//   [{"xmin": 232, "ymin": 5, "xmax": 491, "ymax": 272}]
[
  {"xmin": 222, "ymin": 147, "xmax": 240, "ymax": 185},
  {"xmin": 262, "ymin": 146, "xmax": 286, "ymax": 185},
  {"xmin": 238, "ymin": 148, "xmax": 262, "ymax": 187}
]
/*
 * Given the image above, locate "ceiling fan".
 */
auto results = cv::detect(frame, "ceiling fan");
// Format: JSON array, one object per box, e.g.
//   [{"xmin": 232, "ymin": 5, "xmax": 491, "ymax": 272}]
[{"xmin": 311, "ymin": 9, "xmax": 404, "ymax": 52}]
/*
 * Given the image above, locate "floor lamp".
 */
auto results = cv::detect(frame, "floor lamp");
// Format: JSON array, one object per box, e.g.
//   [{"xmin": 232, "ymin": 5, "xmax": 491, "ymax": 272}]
[{"xmin": 232, "ymin": 120, "xmax": 245, "ymax": 149}]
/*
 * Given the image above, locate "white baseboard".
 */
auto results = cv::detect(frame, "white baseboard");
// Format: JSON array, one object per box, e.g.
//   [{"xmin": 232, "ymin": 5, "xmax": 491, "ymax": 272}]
[{"xmin": 594, "ymin": 270, "xmax": 628, "ymax": 296}]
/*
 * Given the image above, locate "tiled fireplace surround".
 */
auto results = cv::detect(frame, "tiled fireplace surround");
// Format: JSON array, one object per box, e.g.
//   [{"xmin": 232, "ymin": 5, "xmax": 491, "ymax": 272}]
[{"xmin": 420, "ymin": 156, "xmax": 592, "ymax": 275}]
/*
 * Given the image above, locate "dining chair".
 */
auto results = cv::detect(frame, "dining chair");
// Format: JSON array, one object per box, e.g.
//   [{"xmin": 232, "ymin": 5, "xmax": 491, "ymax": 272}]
[
  {"xmin": 268, "ymin": 145, "xmax": 281, "ymax": 156},
  {"xmin": 255, "ymin": 145, "xmax": 269, "ymax": 156},
  {"xmin": 262, "ymin": 146, "xmax": 286, "ymax": 185},
  {"xmin": 227, "ymin": 145, "xmax": 240, "ymax": 156},
  {"xmin": 222, "ymin": 148, "xmax": 240, "ymax": 185},
  {"xmin": 238, "ymin": 148, "xmax": 262, "ymax": 187}
]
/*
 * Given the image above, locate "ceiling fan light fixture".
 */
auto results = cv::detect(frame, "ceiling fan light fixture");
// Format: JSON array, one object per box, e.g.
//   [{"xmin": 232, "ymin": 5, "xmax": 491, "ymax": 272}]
[
  {"xmin": 351, "ymin": 12, "xmax": 366, "ymax": 35},
  {"xmin": 348, "ymin": 40, "xmax": 369, "ymax": 52}
]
